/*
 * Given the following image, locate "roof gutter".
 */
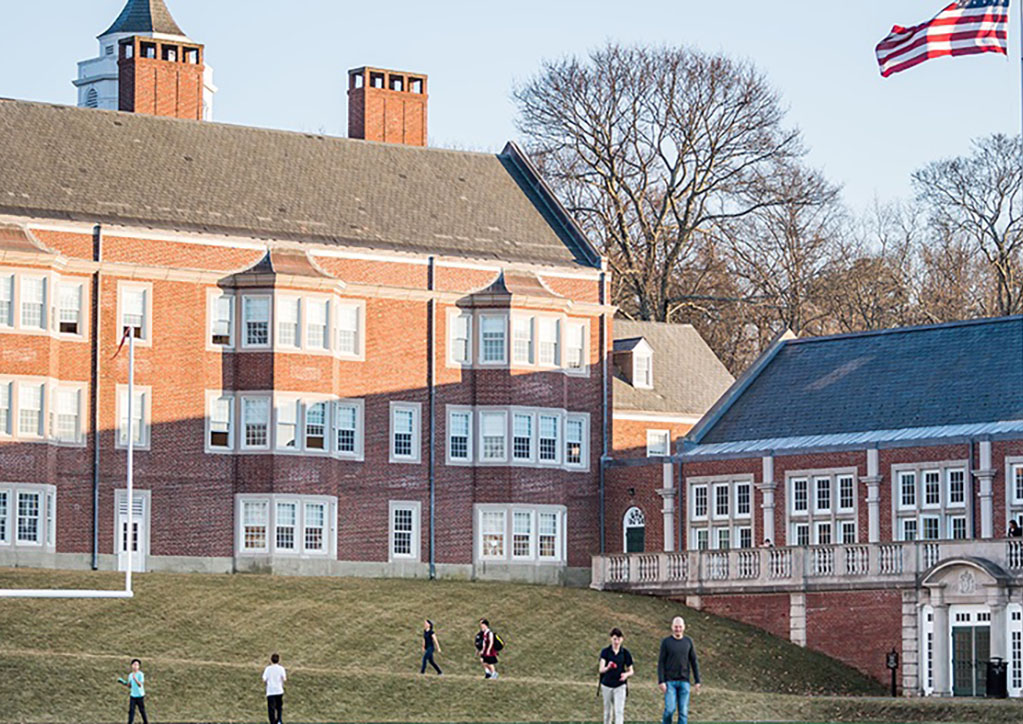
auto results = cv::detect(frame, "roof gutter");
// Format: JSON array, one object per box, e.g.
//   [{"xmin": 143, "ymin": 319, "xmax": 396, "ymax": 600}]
[{"xmin": 91, "ymin": 224, "xmax": 103, "ymax": 570}]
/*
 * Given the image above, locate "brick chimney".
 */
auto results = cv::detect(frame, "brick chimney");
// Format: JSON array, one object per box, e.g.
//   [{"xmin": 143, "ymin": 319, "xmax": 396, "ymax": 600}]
[
  {"xmin": 118, "ymin": 36, "xmax": 206, "ymax": 120},
  {"xmin": 347, "ymin": 67, "xmax": 428, "ymax": 146}
]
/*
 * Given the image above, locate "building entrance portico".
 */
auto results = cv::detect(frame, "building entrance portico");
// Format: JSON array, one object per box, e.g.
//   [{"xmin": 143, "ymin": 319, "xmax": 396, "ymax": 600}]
[{"xmin": 920, "ymin": 558, "xmax": 1016, "ymax": 698}]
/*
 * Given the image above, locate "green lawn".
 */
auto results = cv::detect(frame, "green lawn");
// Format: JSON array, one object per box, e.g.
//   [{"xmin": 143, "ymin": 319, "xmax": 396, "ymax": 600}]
[{"xmin": 0, "ymin": 569, "xmax": 1017, "ymax": 723}]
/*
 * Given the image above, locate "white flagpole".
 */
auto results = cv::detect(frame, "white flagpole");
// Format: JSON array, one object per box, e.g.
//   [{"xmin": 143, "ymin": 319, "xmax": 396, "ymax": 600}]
[{"xmin": 125, "ymin": 331, "xmax": 134, "ymax": 593}]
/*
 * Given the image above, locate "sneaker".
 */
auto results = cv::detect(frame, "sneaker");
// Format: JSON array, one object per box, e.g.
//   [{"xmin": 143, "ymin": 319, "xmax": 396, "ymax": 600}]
[
  {"xmin": 491, "ymin": 671, "xmax": 499, "ymax": 680},
  {"xmin": 484, "ymin": 673, "xmax": 491, "ymax": 679}
]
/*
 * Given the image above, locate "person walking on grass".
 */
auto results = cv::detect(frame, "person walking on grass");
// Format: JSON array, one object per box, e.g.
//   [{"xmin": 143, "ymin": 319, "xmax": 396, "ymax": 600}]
[
  {"xmin": 262, "ymin": 653, "xmax": 287, "ymax": 724},
  {"xmin": 657, "ymin": 616, "xmax": 701, "ymax": 724},
  {"xmin": 420, "ymin": 619, "xmax": 443, "ymax": 675},
  {"xmin": 478, "ymin": 618, "xmax": 499, "ymax": 679},
  {"xmin": 117, "ymin": 658, "xmax": 148, "ymax": 724},
  {"xmin": 599, "ymin": 627, "xmax": 634, "ymax": 724}
]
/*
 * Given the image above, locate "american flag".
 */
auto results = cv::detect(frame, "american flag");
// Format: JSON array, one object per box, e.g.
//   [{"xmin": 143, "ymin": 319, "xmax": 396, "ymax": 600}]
[{"xmin": 876, "ymin": 0, "xmax": 1010, "ymax": 77}]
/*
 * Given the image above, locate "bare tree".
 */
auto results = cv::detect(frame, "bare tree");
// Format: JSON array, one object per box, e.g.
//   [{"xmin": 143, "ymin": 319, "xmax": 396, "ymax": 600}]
[
  {"xmin": 513, "ymin": 43, "xmax": 804, "ymax": 322},
  {"xmin": 913, "ymin": 134, "xmax": 1023, "ymax": 316}
]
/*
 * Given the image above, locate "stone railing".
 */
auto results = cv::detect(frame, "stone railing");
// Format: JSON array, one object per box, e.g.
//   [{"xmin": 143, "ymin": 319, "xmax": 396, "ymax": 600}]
[{"xmin": 591, "ymin": 539, "xmax": 1023, "ymax": 594}]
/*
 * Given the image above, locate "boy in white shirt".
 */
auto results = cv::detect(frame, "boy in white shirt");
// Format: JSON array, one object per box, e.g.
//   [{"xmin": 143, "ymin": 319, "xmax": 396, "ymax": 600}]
[{"xmin": 262, "ymin": 653, "xmax": 287, "ymax": 724}]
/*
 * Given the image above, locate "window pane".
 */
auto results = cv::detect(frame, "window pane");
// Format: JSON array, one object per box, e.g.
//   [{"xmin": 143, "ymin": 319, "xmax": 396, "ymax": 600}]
[
  {"xmin": 537, "ymin": 318, "xmax": 559, "ymax": 366},
  {"xmin": 647, "ymin": 430, "xmax": 669, "ymax": 457},
  {"xmin": 839, "ymin": 476, "xmax": 854, "ymax": 510},
  {"xmin": 715, "ymin": 485, "xmax": 729, "ymax": 517},
  {"xmin": 211, "ymin": 295, "xmax": 233, "ymax": 345},
  {"xmin": 121, "ymin": 288, "xmax": 145, "ymax": 338},
  {"xmin": 815, "ymin": 477, "xmax": 831, "ymax": 511},
  {"xmin": 304, "ymin": 502, "xmax": 325, "ymax": 551},
  {"xmin": 512, "ymin": 317, "xmax": 532, "ymax": 364},
  {"xmin": 539, "ymin": 415, "xmax": 558, "ymax": 461},
  {"xmin": 900, "ymin": 473, "xmax": 916, "ymax": 507},
  {"xmin": 306, "ymin": 300, "xmax": 328, "ymax": 350},
  {"xmin": 0, "ymin": 491, "xmax": 7, "ymax": 542},
  {"xmin": 244, "ymin": 297, "xmax": 270, "ymax": 345},
  {"xmin": 566, "ymin": 322, "xmax": 585, "ymax": 369},
  {"xmin": 243, "ymin": 398, "xmax": 269, "ymax": 447},
  {"xmin": 792, "ymin": 479, "xmax": 808, "ymax": 512},
  {"xmin": 924, "ymin": 471, "xmax": 940, "ymax": 506},
  {"xmin": 481, "ymin": 510, "xmax": 505, "ymax": 557},
  {"xmin": 335, "ymin": 403, "xmax": 357, "ymax": 453},
  {"xmin": 17, "ymin": 492, "xmax": 39, "ymax": 543},
  {"xmin": 242, "ymin": 500, "xmax": 268, "ymax": 550},
  {"xmin": 512, "ymin": 414, "xmax": 532, "ymax": 460},
  {"xmin": 304, "ymin": 402, "xmax": 326, "ymax": 450},
  {"xmin": 278, "ymin": 297, "xmax": 300, "ymax": 347},
  {"xmin": 275, "ymin": 502, "xmax": 296, "ymax": 550},
  {"xmin": 948, "ymin": 469, "xmax": 965, "ymax": 505},
  {"xmin": 21, "ymin": 277, "xmax": 46, "ymax": 329},
  {"xmin": 693, "ymin": 486, "xmax": 708, "ymax": 518},
  {"xmin": 0, "ymin": 382, "xmax": 9, "ymax": 435},
  {"xmin": 481, "ymin": 412, "xmax": 505, "ymax": 460},
  {"xmin": 736, "ymin": 483, "xmax": 751, "ymax": 517},
  {"xmin": 55, "ymin": 388, "xmax": 80, "ymax": 442},
  {"xmin": 449, "ymin": 411, "xmax": 470, "ymax": 460},
  {"xmin": 450, "ymin": 314, "xmax": 470, "ymax": 363},
  {"xmin": 513, "ymin": 511, "xmax": 532, "ymax": 557},
  {"xmin": 58, "ymin": 284, "xmax": 81, "ymax": 333},
  {"xmin": 539, "ymin": 512, "xmax": 558, "ymax": 558},
  {"xmin": 19, "ymin": 384, "xmax": 43, "ymax": 436},
  {"xmin": 117, "ymin": 390, "xmax": 145, "ymax": 445},
  {"xmin": 393, "ymin": 408, "xmax": 415, "ymax": 457},
  {"xmin": 0, "ymin": 275, "xmax": 12, "ymax": 327},
  {"xmin": 481, "ymin": 317, "xmax": 505, "ymax": 362},
  {"xmin": 393, "ymin": 507, "xmax": 414, "ymax": 556},
  {"xmin": 210, "ymin": 396, "xmax": 232, "ymax": 448},
  {"xmin": 337, "ymin": 305, "xmax": 359, "ymax": 355},
  {"xmin": 565, "ymin": 418, "xmax": 583, "ymax": 465},
  {"xmin": 276, "ymin": 400, "xmax": 299, "ymax": 449}
]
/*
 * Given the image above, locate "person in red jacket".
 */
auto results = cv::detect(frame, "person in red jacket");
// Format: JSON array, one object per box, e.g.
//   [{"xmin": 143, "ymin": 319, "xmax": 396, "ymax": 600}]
[{"xmin": 478, "ymin": 618, "xmax": 499, "ymax": 680}]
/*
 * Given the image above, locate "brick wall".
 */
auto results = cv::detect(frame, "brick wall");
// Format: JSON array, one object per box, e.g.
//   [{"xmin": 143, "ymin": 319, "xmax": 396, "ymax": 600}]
[
  {"xmin": 806, "ymin": 589, "xmax": 903, "ymax": 686},
  {"xmin": 697, "ymin": 592, "xmax": 791, "ymax": 640}
]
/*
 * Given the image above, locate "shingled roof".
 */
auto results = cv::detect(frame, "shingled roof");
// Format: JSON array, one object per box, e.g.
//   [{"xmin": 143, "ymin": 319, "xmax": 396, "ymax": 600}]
[
  {"xmin": 612, "ymin": 320, "xmax": 734, "ymax": 417},
  {"xmin": 0, "ymin": 99, "xmax": 600, "ymax": 269},
  {"xmin": 101, "ymin": 0, "xmax": 186, "ymax": 38},
  {"xmin": 687, "ymin": 316, "xmax": 1023, "ymax": 455}
]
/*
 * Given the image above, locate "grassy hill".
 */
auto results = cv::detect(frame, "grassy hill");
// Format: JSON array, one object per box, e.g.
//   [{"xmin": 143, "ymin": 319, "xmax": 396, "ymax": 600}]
[{"xmin": 0, "ymin": 568, "xmax": 1017, "ymax": 723}]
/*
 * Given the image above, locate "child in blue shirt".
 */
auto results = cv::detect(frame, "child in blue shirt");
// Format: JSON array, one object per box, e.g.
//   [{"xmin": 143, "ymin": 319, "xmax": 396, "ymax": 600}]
[{"xmin": 118, "ymin": 658, "xmax": 148, "ymax": 724}]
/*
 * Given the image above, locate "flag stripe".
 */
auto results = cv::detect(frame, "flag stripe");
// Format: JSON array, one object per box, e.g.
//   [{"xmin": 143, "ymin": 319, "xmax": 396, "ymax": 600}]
[{"xmin": 876, "ymin": 1, "xmax": 1011, "ymax": 77}]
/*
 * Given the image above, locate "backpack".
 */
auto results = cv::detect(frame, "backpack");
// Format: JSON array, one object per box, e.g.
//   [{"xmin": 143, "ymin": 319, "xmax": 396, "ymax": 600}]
[
  {"xmin": 474, "ymin": 631, "xmax": 485, "ymax": 651},
  {"xmin": 492, "ymin": 632, "xmax": 505, "ymax": 652}
]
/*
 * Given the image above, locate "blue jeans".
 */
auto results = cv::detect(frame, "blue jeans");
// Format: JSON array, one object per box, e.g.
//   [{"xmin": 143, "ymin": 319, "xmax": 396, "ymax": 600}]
[{"xmin": 662, "ymin": 680, "xmax": 691, "ymax": 724}]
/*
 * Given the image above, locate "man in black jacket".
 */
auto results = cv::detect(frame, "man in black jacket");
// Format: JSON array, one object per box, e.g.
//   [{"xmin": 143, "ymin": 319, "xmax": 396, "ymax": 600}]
[{"xmin": 657, "ymin": 616, "xmax": 700, "ymax": 724}]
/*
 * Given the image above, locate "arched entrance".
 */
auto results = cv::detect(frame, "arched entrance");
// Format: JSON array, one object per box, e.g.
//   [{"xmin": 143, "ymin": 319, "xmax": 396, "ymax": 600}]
[{"xmin": 623, "ymin": 507, "xmax": 646, "ymax": 553}]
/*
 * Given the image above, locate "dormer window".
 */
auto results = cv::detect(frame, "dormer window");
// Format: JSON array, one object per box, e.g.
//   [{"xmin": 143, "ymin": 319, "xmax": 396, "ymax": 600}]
[{"xmin": 634, "ymin": 351, "xmax": 653, "ymax": 389}]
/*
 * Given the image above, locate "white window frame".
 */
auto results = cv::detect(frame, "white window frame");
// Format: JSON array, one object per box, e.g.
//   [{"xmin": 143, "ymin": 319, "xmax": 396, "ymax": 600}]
[
  {"xmin": 475, "ymin": 504, "xmax": 565, "ymax": 564},
  {"xmin": 948, "ymin": 515, "xmax": 968, "ymax": 540},
  {"xmin": 791, "ymin": 477, "xmax": 809, "ymax": 514},
  {"xmin": 207, "ymin": 290, "xmax": 235, "ymax": 350},
  {"xmin": 305, "ymin": 297, "xmax": 330, "ymax": 352},
  {"xmin": 274, "ymin": 397, "xmax": 301, "ymax": 452},
  {"xmin": 837, "ymin": 474, "xmax": 855, "ymax": 513},
  {"xmin": 276, "ymin": 295, "xmax": 302, "ymax": 350},
  {"xmin": 116, "ymin": 281, "xmax": 152, "ymax": 345},
  {"xmin": 0, "ymin": 273, "xmax": 13, "ymax": 328},
  {"xmin": 536, "ymin": 317, "xmax": 560, "ymax": 367},
  {"xmin": 691, "ymin": 484, "xmax": 709, "ymax": 521},
  {"xmin": 892, "ymin": 460, "xmax": 970, "ymax": 541},
  {"xmin": 479, "ymin": 409, "xmax": 509, "ymax": 463},
  {"xmin": 0, "ymin": 381, "xmax": 11, "ymax": 437},
  {"xmin": 712, "ymin": 482, "xmax": 730, "ymax": 520},
  {"xmin": 389, "ymin": 500, "xmax": 421, "ymax": 561},
  {"xmin": 511, "ymin": 315, "xmax": 534, "ymax": 365},
  {"xmin": 840, "ymin": 520, "xmax": 857, "ymax": 544},
  {"xmin": 304, "ymin": 400, "xmax": 330, "ymax": 452},
  {"xmin": 241, "ymin": 295, "xmax": 272, "ymax": 349},
  {"xmin": 564, "ymin": 414, "xmax": 588, "ymax": 469},
  {"xmin": 946, "ymin": 468, "xmax": 966, "ymax": 508},
  {"xmin": 537, "ymin": 413, "xmax": 561, "ymax": 465},
  {"xmin": 564, "ymin": 320, "xmax": 588, "ymax": 374},
  {"xmin": 332, "ymin": 398, "xmax": 364, "ymax": 460},
  {"xmin": 921, "ymin": 469, "xmax": 942, "ymax": 509},
  {"xmin": 334, "ymin": 301, "xmax": 364, "ymax": 359},
  {"xmin": 17, "ymin": 382, "xmax": 45, "ymax": 439},
  {"xmin": 813, "ymin": 476, "xmax": 832, "ymax": 514},
  {"xmin": 511, "ymin": 509, "xmax": 535, "ymax": 560},
  {"xmin": 897, "ymin": 470, "xmax": 917, "ymax": 511},
  {"xmin": 236, "ymin": 494, "xmax": 337, "ymax": 558},
  {"xmin": 0, "ymin": 487, "xmax": 9, "ymax": 545},
  {"xmin": 274, "ymin": 499, "xmax": 299, "ymax": 552},
  {"xmin": 389, "ymin": 402, "xmax": 422, "ymax": 464},
  {"xmin": 511, "ymin": 412, "xmax": 534, "ymax": 463},
  {"xmin": 240, "ymin": 395, "xmax": 271, "ymax": 451},
  {"xmin": 735, "ymin": 482, "xmax": 752, "ymax": 519},
  {"xmin": 479, "ymin": 314, "xmax": 508, "ymax": 365},
  {"xmin": 20, "ymin": 275, "xmax": 47, "ymax": 332},
  {"xmin": 633, "ymin": 351, "xmax": 653, "ymax": 389},
  {"xmin": 56, "ymin": 281, "xmax": 84, "ymax": 337},
  {"xmin": 446, "ymin": 406, "xmax": 473, "ymax": 464},
  {"xmin": 52, "ymin": 386, "xmax": 84, "ymax": 446},
  {"xmin": 901, "ymin": 517, "xmax": 918, "ymax": 542},
  {"xmin": 240, "ymin": 498, "xmax": 271, "ymax": 553},
  {"xmin": 115, "ymin": 385, "xmax": 151, "ymax": 450},
  {"xmin": 15, "ymin": 489, "xmax": 43, "ymax": 546},
  {"xmin": 205, "ymin": 392, "xmax": 235, "ymax": 453},
  {"xmin": 814, "ymin": 520, "xmax": 833, "ymax": 546},
  {"xmin": 447, "ymin": 310, "xmax": 472, "ymax": 366},
  {"xmin": 646, "ymin": 429, "xmax": 670, "ymax": 457}
]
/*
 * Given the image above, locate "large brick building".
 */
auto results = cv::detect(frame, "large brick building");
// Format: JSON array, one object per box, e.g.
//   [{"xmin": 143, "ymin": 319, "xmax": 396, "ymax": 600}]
[
  {"xmin": 0, "ymin": 0, "xmax": 737, "ymax": 587},
  {"xmin": 593, "ymin": 319, "xmax": 1023, "ymax": 697}
]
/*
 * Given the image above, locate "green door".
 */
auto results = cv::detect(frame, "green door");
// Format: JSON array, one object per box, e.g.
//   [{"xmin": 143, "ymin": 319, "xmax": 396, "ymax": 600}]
[
  {"xmin": 625, "ymin": 526, "xmax": 645, "ymax": 553},
  {"xmin": 952, "ymin": 626, "xmax": 990, "ymax": 697}
]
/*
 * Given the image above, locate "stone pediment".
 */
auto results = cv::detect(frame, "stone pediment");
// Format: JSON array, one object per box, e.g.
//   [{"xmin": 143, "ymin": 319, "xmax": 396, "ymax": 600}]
[{"xmin": 921, "ymin": 557, "xmax": 1010, "ymax": 603}]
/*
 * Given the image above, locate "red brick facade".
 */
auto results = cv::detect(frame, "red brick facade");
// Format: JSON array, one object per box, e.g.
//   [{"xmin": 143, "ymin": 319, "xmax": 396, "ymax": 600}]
[
  {"xmin": 118, "ymin": 37, "xmax": 205, "ymax": 120},
  {"xmin": 347, "ymin": 67, "xmax": 428, "ymax": 147}
]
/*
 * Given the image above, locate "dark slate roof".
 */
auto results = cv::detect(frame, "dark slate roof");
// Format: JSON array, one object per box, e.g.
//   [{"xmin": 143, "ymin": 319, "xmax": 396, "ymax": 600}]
[
  {"xmin": 101, "ymin": 0, "xmax": 186, "ymax": 37},
  {"xmin": 0, "ymin": 100, "xmax": 600, "ymax": 268},
  {"xmin": 697, "ymin": 316, "xmax": 1023, "ymax": 446},
  {"xmin": 612, "ymin": 320, "xmax": 734, "ymax": 416}
]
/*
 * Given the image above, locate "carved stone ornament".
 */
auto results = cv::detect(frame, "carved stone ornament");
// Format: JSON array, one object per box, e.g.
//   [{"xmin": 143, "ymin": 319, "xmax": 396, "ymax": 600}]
[{"xmin": 958, "ymin": 570, "xmax": 976, "ymax": 595}]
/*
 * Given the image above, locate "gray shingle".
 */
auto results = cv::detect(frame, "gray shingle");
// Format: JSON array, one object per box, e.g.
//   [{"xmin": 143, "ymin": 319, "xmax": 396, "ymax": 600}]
[
  {"xmin": 612, "ymin": 320, "xmax": 734, "ymax": 416},
  {"xmin": 101, "ymin": 0, "xmax": 186, "ymax": 37},
  {"xmin": 0, "ymin": 100, "xmax": 598, "ymax": 269},
  {"xmin": 699, "ymin": 316, "xmax": 1023, "ymax": 445}
]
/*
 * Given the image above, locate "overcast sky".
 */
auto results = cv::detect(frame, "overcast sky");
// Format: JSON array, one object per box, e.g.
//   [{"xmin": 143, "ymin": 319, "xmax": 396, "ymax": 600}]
[{"xmin": 0, "ymin": 1, "xmax": 1019, "ymax": 211}]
